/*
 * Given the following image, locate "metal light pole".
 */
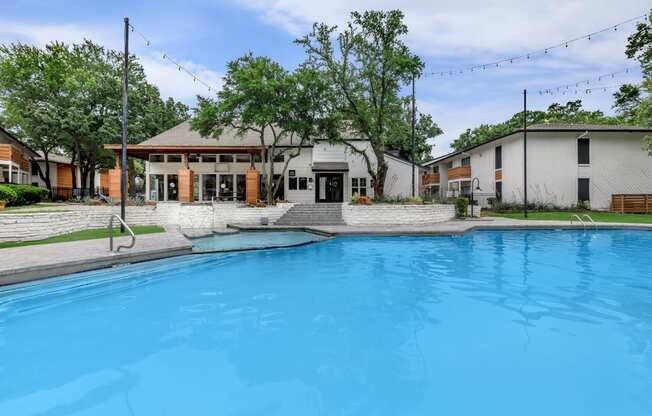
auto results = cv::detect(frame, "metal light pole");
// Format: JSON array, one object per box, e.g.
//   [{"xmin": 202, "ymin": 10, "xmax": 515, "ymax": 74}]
[
  {"xmin": 120, "ymin": 17, "xmax": 129, "ymax": 232},
  {"xmin": 411, "ymin": 73, "xmax": 416, "ymax": 197},
  {"xmin": 523, "ymin": 89, "xmax": 528, "ymax": 218}
]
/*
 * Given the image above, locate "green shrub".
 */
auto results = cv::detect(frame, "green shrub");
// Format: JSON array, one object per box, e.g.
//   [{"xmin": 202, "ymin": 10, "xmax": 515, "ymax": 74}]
[
  {"xmin": 0, "ymin": 185, "xmax": 18, "ymax": 206},
  {"xmin": 3, "ymin": 184, "xmax": 49, "ymax": 206},
  {"xmin": 455, "ymin": 197, "xmax": 469, "ymax": 218}
]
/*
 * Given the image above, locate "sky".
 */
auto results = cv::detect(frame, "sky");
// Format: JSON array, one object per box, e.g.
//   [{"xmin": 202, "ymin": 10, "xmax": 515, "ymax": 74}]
[{"xmin": 0, "ymin": 0, "xmax": 649, "ymax": 156}]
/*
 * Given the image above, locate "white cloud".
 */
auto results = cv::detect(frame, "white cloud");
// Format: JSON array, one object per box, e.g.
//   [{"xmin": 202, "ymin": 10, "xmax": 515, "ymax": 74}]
[{"xmin": 0, "ymin": 19, "xmax": 222, "ymax": 105}]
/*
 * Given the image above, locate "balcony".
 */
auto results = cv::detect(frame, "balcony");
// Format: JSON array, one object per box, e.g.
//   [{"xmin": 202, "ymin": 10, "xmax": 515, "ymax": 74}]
[
  {"xmin": 422, "ymin": 173, "xmax": 440, "ymax": 186},
  {"xmin": 448, "ymin": 166, "xmax": 471, "ymax": 180}
]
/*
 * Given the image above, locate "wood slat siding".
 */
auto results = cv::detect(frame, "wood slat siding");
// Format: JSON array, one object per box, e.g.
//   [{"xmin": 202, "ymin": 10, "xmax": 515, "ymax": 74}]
[
  {"xmin": 422, "ymin": 173, "xmax": 440, "ymax": 186},
  {"xmin": 448, "ymin": 166, "xmax": 471, "ymax": 181},
  {"xmin": 56, "ymin": 164, "xmax": 73, "ymax": 188},
  {"xmin": 611, "ymin": 194, "xmax": 652, "ymax": 214},
  {"xmin": 495, "ymin": 170, "xmax": 502, "ymax": 181},
  {"xmin": 0, "ymin": 144, "xmax": 29, "ymax": 169}
]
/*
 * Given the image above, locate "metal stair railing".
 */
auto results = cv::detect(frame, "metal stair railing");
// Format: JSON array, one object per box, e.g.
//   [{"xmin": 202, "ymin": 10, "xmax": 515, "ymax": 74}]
[
  {"xmin": 581, "ymin": 214, "xmax": 598, "ymax": 229},
  {"xmin": 109, "ymin": 214, "xmax": 136, "ymax": 252},
  {"xmin": 570, "ymin": 214, "xmax": 586, "ymax": 229}
]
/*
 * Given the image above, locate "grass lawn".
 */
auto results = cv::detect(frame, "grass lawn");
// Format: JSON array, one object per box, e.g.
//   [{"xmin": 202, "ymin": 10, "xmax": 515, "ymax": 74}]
[
  {"xmin": 483, "ymin": 211, "xmax": 652, "ymax": 224},
  {"xmin": 0, "ymin": 226, "xmax": 165, "ymax": 249}
]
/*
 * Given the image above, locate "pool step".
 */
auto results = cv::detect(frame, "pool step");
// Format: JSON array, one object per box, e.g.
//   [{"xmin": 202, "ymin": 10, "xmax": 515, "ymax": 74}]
[{"xmin": 275, "ymin": 203, "xmax": 346, "ymax": 226}]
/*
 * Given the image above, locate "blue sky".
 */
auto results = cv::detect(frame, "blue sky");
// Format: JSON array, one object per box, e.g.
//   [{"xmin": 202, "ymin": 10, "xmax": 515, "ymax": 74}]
[{"xmin": 1, "ymin": 0, "xmax": 649, "ymax": 156}]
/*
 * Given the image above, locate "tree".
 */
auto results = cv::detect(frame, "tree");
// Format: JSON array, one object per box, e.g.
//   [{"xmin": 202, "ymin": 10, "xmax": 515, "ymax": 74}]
[
  {"xmin": 0, "ymin": 42, "xmax": 72, "ymax": 192},
  {"xmin": 386, "ymin": 97, "xmax": 442, "ymax": 162},
  {"xmin": 452, "ymin": 100, "xmax": 621, "ymax": 151},
  {"xmin": 295, "ymin": 10, "xmax": 423, "ymax": 199},
  {"xmin": 192, "ymin": 54, "xmax": 336, "ymax": 204},
  {"xmin": 622, "ymin": 11, "xmax": 652, "ymax": 154}
]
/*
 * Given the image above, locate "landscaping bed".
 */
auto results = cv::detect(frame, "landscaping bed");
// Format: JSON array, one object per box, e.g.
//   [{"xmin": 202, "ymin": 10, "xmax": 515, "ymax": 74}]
[
  {"xmin": 0, "ymin": 226, "xmax": 165, "ymax": 249},
  {"xmin": 483, "ymin": 211, "xmax": 652, "ymax": 224}
]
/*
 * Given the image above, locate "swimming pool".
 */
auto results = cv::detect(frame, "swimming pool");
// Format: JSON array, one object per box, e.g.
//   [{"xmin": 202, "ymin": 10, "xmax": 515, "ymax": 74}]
[
  {"xmin": 1, "ymin": 230, "xmax": 651, "ymax": 415},
  {"xmin": 192, "ymin": 230, "xmax": 329, "ymax": 252}
]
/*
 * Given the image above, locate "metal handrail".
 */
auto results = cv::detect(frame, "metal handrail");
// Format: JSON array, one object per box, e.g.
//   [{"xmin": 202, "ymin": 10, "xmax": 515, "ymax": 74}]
[
  {"xmin": 570, "ymin": 214, "xmax": 586, "ymax": 229},
  {"xmin": 581, "ymin": 214, "xmax": 598, "ymax": 229},
  {"xmin": 109, "ymin": 214, "xmax": 136, "ymax": 252}
]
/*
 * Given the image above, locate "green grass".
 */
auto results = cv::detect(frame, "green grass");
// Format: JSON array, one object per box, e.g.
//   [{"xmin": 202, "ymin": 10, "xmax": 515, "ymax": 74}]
[
  {"xmin": 0, "ymin": 226, "xmax": 165, "ymax": 249},
  {"xmin": 483, "ymin": 211, "xmax": 652, "ymax": 224}
]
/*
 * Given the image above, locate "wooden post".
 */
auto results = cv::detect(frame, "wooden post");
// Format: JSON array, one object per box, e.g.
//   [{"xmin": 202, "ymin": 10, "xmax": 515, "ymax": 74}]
[
  {"xmin": 645, "ymin": 194, "xmax": 649, "ymax": 214},
  {"xmin": 246, "ymin": 166, "xmax": 261, "ymax": 204},
  {"xmin": 621, "ymin": 194, "xmax": 625, "ymax": 214},
  {"xmin": 177, "ymin": 168, "xmax": 194, "ymax": 203}
]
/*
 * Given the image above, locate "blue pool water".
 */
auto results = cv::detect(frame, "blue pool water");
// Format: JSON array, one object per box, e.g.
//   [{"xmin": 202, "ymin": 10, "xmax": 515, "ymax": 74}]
[
  {"xmin": 1, "ymin": 230, "xmax": 651, "ymax": 415},
  {"xmin": 192, "ymin": 231, "xmax": 328, "ymax": 252}
]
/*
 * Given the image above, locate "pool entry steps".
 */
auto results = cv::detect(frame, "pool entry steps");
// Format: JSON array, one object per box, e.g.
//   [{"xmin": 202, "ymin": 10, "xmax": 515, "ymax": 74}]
[{"xmin": 275, "ymin": 203, "xmax": 345, "ymax": 226}]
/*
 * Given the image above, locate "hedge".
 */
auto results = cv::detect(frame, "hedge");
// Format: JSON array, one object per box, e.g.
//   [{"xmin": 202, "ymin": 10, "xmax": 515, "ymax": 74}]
[{"xmin": 0, "ymin": 184, "xmax": 49, "ymax": 206}]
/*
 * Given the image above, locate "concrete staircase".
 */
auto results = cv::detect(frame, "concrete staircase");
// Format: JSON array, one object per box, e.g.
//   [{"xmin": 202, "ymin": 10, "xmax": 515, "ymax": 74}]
[{"xmin": 275, "ymin": 203, "xmax": 346, "ymax": 226}]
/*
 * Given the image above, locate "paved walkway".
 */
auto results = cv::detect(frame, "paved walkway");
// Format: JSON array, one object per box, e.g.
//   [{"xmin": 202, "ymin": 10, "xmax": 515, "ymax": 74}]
[{"xmin": 0, "ymin": 229, "xmax": 192, "ymax": 286}]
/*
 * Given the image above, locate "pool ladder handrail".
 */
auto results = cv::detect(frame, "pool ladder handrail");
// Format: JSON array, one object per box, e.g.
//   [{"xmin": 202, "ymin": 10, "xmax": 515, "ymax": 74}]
[
  {"xmin": 581, "ymin": 213, "xmax": 597, "ymax": 229},
  {"xmin": 570, "ymin": 214, "xmax": 586, "ymax": 228},
  {"xmin": 109, "ymin": 214, "xmax": 136, "ymax": 252}
]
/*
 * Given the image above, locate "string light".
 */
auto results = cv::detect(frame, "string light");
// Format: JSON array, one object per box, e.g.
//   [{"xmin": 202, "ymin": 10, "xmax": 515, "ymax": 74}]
[
  {"xmin": 427, "ymin": 12, "xmax": 648, "ymax": 78},
  {"xmin": 537, "ymin": 67, "xmax": 637, "ymax": 95},
  {"xmin": 541, "ymin": 84, "xmax": 624, "ymax": 96},
  {"xmin": 128, "ymin": 23, "xmax": 220, "ymax": 96}
]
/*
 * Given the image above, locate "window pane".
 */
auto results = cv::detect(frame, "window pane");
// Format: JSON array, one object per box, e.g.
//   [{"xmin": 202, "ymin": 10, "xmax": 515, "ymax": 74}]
[
  {"xmin": 352, "ymin": 178, "xmax": 358, "ymax": 187},
  {"xmin": 202, "ymin": 174, "xmax": 216, "ymax": 200},
  {"xmin": 149, "ymin": 154, "xmax": 164, "ymax": 162},
  {"xmin": 461, "ymin": 157, "xmax": 471, "ymax": 166},
  {"xmin": 219, "ymin": 174, "xmax": 234, "ymax": 199},
  {"xmin": 578, "ymin": 178, "xmax": 590, "ymax": 202},
  {"xmin": 359, "ymin": 178, "xmax": 366, "ymax": 187},
  {"xmin": 289, "ymin": 177, "xmax": 297, "ymax": 190},
  {"xmin": 496, "ymin": 181, "xmax": 502, "ymax": 201},
  {"xmin": 189, "ymin": 154, "xmax": 200, "ymax": 163},
  {"xmin": 578, "ymin": 139, "xmax": 590, "ymax": 164},
  {"xmin": 359, "ymin": 187, "xmax": 367, "ymax": 196},
  {"xmin": 167, "ymin": 154, "xmax": 182, "ymax": 163},
  {"xmin": 273, "ymin": 153, "xmax": 284, "ymax": 162},
  {"xmin": 149, "ymin": 174, "xmax": 164, "ymax": 201},
  {"xmin": 433, "ymin": 166, "xmax": 439, "ymax": 173},
  {"xmin": 495, "ymin": 146, "xmax": 502, "ymax": 169},
  {"xmin": 219, "ymin": 154, "xmax": 234, "ymax": 163},
  {"xmin": 253, "ymin": 154, "xmax": 262, "ymax": 163},
  {"xmin": 235, "ymin": 154, "xmax": 250, "ymax": 163},
  {"xmin": 298, "ymin": 177, "xmax": 308, "ymax": 190},
  {"xmin": 236, "ymin": 174, "xmax": 246, "ymax": 201},
  {"xmin": 202, "ymin": 154, "xmax": 216, "ymax": 163}
]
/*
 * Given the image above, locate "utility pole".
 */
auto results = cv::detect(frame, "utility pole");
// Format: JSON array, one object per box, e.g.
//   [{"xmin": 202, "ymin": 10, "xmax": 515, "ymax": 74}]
[
  {"xmin": 120, "ymin": 17, "xmax": 129, "ymax": 232},
  {"xmin": 523, "ymin": 89, "xmax": 528, "ymax": 219},
  {"xmin": 411, "ymin": 73, "xmax": 416, "ymax": 197}
]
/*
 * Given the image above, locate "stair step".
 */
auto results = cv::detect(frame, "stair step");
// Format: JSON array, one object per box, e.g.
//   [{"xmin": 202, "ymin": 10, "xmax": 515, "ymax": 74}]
[{"xmin": 276, "ymin": 203, "xmax": 345, "ymax": 226}]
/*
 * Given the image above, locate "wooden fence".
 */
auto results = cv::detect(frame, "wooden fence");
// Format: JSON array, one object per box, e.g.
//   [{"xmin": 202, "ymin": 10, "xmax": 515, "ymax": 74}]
[{"xmin": 611, "ymin": 194, "xmax": 652, "ymax": 214}]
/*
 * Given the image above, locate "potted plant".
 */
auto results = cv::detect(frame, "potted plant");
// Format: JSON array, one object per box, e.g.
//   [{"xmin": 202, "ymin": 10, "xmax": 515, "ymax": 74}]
[{"xmin": 0, "ymin": 200, "xmax": 5, "ymax": 211}]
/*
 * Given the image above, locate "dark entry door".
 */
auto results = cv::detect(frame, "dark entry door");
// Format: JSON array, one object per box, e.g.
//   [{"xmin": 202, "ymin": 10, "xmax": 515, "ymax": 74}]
[{"xmin": 316, "ymin": 173, "xmax": 343, "ymax": 203}]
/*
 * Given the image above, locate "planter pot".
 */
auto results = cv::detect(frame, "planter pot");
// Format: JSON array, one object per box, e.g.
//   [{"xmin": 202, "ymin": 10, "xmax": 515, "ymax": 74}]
[{"xmin": 0, "ymin": 201, "xmax": 5, "ymax": 211}]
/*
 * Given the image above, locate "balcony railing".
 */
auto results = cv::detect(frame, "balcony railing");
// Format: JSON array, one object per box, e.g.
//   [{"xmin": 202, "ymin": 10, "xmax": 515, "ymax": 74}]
[
  {"xmin": 448, "ymin": 166, "xmax": 471, "ymax": 180},
  {"xmin": 422, "ymin": 173, "xmax": 440, "ymax": 186}
]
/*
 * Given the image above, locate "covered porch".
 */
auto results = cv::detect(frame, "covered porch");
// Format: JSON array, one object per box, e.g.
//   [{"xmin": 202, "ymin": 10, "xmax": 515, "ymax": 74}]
[{"xmin": 104, "ymin": 144, "xmax": 264, "ymax": 204}]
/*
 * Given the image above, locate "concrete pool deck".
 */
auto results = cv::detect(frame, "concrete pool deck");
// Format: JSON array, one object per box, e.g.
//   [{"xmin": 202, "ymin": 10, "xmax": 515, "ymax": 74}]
[
  {"xmin": 2, "ymin": 218, "xmax": 651, "ymax": 286},
  {"xmin": 0, "ymin": 229, "xmax": 192, "ymax": 286}
]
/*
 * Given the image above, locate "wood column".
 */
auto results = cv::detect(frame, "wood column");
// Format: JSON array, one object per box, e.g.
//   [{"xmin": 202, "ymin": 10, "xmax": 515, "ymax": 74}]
[
  {"xmin": 246, "ymin": 166, "xmax": 261, "ymax": 204},
  {"xmin": 178, "ymin": 168, "xmax": 194, "ymax": 203},
  {"xmin": 108, "ymin": 153, "xmax": 127, "ymax": 200}
]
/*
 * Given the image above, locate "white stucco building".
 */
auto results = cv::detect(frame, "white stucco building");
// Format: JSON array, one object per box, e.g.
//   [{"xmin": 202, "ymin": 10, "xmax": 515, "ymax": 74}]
[
  {"xmin": 109, "ymin": 121, "xmax": 419, "ymax": 203},
  {"xmin": 422, "ymin": 124, "xmax": 652, "ymax": 211}
]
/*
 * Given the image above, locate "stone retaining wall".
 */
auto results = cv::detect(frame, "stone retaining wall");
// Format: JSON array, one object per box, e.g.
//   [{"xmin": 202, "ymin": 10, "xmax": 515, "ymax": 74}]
[
  {"xmin": 0, "ymin": 202, "xmax": 294, "ymax": 243},
  {"xmin": 342, "ymin": 203, "xmax": 455, "ymax": 226}
]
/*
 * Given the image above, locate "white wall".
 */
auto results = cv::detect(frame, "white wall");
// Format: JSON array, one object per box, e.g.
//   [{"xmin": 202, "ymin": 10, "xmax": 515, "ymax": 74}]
[{"xmin": 384, "ymin": 155, "xmax": 419, "ymax": 198}]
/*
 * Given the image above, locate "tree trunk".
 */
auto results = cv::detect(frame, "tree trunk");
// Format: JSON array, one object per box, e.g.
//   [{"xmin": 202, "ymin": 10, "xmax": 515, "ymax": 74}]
[
  {"xmin": 33, "ymin": 154, "xmax": 52, "ymax": 195},
  {"xmin": 267, "ymin": 145, "xmax": 276, "ymax": 205},
  {"xmin": 374, "ymin": 158, "xmax": 388, "ymax": 199},
  {"xmin": 70, "ymin": 151, "xmax": 77, "ymax": 191}
]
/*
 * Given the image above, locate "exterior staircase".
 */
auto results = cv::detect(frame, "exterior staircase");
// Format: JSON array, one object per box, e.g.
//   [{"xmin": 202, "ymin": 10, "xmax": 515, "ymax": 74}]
[{"xmin": 275, "ymin": 203, "xmax": 346, "ymax": 226}]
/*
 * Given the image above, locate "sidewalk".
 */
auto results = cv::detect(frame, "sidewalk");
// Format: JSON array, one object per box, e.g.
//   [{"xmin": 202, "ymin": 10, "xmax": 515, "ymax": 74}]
[{"xmin": 0, "ymin": 229, "xmax": 192, "ymax": 286}]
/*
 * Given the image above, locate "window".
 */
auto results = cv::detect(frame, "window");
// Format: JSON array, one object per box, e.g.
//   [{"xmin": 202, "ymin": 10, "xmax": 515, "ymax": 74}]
[
  {"xmin": 578, "ymin": 178, "xmax": 590, "ymax": 202},
  {"xmin": 236, "ymin": 174, "xmax": 246, "ymax": 201},
  {"xmin": 202, "ymin": 154, "xmax": 216, "ymax": 163},
  {"xmin": 578, "ymin": 139, "xmax": 590, "ymax": 164},
  {"xmin": 432, "ymin": 166, "xmax": 439, "ymax": 174},
  {"xmin": 461, "ymin": 157, "xmax": 471, "ymax": 166},
  {"xmin": 289, "ymin": 176, "xmax": 308, "ymax": 191},
  {"xmin": 253, "ymin": 153, "xmax": 262, "ymax": 163},
  {"xmin": 31, "ymin": 162, "xmax": 39, "ymax": 176},
  {"xmin": 273, "ymin": 153, "xmax": 284, "ymax": 163},
  {"xmin": 446, "ymin": 161, "xmax": 453, "ymax": 169},
  {"xmin": 299, "ymin": 177, "xmax": 308, "ymax": 190},
  {"xmin": 167, "ymin": 154, "xmax": 182, "ymax": 163},
  {"xmin": 461, "ymin": 180, "xmax": 471, "ymax": 196},
  {"xmin": 189, "ymin": 154, "xmax": 200, "ymax": 163},
  {"xmin": 495, "ymin": 146, "xmax": 502, "ymax": 169},
  {"xmin": 149, "ymin": 154, "xmax": 164, "ymax": 163},
  {"xmin": 235, "ymin": 154, "xmax": 250, "ymax": 163},
  {"xmin": 219, "ymin": 154, "xmax": 234, "ymax": 163},
  {"xmin": 289, "ymin": 177, "xmax": 298, "ymax": 190},
  {"xmin": 495, "ymin": 181, "xmax": 502, "ymax": 202},
  {"xmin": 149, "ymin": 174, "xmax": 164, "ymax": 201},
  {"xmin": 352, "ymin": 177, "xmax": 367, "ymax": 196}
]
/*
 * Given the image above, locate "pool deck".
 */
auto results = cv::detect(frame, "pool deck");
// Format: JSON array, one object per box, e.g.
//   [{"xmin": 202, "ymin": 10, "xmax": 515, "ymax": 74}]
[
  {"xmin": 2, "ymin": 218, "xmax": 651, "ymax": 286},
  {"xmin": 0, "ymin": 229, "xmax": 192, "ymax": 286}
]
